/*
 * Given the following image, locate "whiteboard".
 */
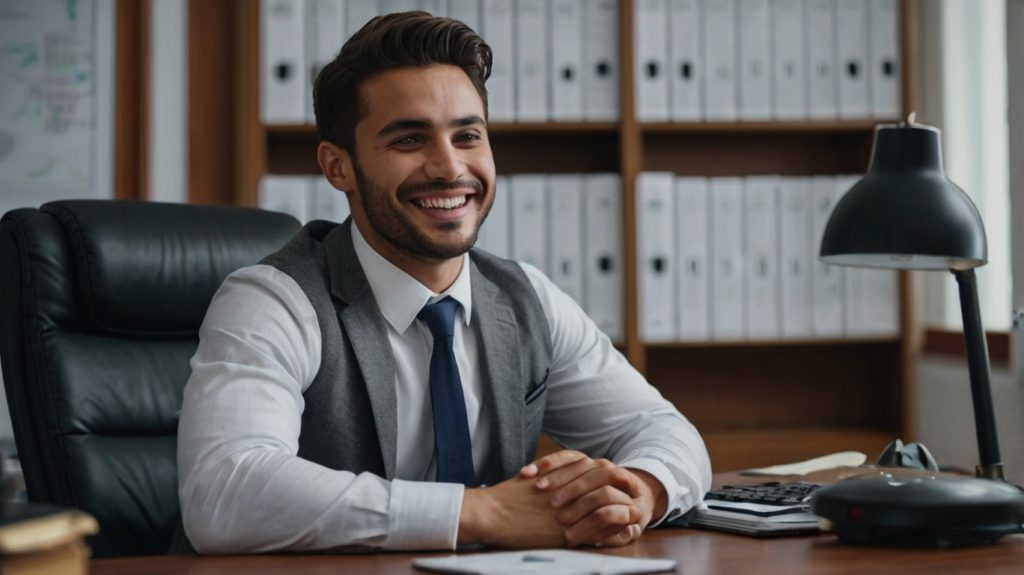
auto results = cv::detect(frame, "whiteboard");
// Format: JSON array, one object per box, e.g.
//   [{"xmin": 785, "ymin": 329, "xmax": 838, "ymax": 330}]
[{"xmin": 0, "ymin": 0, "xmax": 114, "ymax": 211}]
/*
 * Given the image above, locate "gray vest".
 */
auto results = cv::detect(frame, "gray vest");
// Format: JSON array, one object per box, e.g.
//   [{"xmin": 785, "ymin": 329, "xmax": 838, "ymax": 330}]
[{"xmin": 261, "ymin": 219, "xmax": 553, "ymax": 486}]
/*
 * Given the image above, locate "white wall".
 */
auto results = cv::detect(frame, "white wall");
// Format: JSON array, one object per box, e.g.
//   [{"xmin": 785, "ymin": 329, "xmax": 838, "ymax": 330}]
[{"xmin": 913, "ymin": 357, "xmax": 1024, "ymax": 483}]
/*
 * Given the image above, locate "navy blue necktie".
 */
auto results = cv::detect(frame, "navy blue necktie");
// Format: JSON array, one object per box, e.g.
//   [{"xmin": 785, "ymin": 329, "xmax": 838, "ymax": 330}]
[{"xmin": 417, "ymin": 297, "xmax": 476, "ymax": 485}]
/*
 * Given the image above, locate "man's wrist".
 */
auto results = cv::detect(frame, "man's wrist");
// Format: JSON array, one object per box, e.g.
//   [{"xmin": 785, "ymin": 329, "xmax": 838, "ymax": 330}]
[
  {"xmin": 457, "ymin": 487, "xmax": 488, "ymax": 546},
  {"xmin": 627, "ymin": 468, "xmax": 669, "ymax": 522}
]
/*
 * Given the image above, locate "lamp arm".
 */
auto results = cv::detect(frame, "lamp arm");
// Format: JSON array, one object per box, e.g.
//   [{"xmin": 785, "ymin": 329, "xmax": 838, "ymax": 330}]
[{"xmin": 953, "ymin": 269, "xmax": 1005, "ymax": 480}]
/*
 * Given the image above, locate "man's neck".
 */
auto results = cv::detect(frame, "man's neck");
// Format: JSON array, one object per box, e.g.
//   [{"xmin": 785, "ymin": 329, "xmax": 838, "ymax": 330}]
[{"xmin": 356, "ymin": 222, "xmax": 464, "ymax": 294}]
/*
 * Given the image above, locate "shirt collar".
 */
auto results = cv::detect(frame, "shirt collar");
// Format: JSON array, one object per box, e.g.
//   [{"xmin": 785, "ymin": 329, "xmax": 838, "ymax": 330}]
[{"xmin": 350, "ymin": 222, "xmax": 473, "ymax": 334}]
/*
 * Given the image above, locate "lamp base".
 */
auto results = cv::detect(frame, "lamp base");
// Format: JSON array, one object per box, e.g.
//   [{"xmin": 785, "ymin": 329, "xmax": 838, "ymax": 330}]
[{"xmin": 811, "ymin": 474, "xmax": 1024, "ymax": 547}]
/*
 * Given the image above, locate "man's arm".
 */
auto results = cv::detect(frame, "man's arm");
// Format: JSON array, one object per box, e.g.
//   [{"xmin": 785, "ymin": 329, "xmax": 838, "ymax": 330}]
[
  {"xmin": 178, "ymin": 266, "xmax": 464, "ymax": 553},
  {"xmin": 518, "ymin": 264, "xmax": 713, "ymax": 534}
]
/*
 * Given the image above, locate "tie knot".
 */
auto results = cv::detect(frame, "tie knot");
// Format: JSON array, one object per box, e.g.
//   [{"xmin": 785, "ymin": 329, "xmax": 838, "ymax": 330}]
[{"xmin": 417, "ymin": 296, "xmax": 459, "ymax": 338}]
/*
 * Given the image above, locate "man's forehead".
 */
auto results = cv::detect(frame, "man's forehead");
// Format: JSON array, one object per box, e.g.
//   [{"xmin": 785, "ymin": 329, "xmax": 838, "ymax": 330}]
[{"xmin": 358, "ymin": 65, "xmax": 485, "ymax": 124}]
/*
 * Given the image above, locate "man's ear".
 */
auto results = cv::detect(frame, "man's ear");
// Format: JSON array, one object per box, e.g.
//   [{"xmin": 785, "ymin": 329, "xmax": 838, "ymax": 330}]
[{"xmin": 317, "ymin": 141, "xmax": 356, "ymax": 193}]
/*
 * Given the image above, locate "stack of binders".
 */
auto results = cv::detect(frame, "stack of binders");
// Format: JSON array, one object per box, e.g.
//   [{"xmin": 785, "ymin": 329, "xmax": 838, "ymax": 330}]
[
  {"xmin": 633, "ymin": 0, "xmax": 902, "ymax": 122},
  {"xmin": 261, "ymin": 0, "xmax": 623, "ymax": 124},
  {"xmin": 636, "ymin": 172, "xmax": 899, "ymax": 343}
]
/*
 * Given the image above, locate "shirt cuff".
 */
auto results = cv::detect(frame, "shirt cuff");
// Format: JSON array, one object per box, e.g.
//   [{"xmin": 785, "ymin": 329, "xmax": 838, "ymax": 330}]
[
  {"xmin": 385, "ymin": 479, "xmax": 464, "ymax": 550},
  {"xmin": 620, "ymin": 458, "xmax": 684, "ymax": 527}
]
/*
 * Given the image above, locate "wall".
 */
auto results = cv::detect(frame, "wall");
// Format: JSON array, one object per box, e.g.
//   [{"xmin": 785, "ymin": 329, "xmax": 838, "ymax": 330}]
[{"xmin": 913, "ymin": 356, "xmax": 1024, "ymax": 483}]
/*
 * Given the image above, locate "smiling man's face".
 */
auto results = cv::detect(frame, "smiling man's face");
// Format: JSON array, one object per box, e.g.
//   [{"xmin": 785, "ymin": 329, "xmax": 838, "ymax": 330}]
[{"xmin": 346, "ymin": 64, "xmax": 495, "ymax": 264}]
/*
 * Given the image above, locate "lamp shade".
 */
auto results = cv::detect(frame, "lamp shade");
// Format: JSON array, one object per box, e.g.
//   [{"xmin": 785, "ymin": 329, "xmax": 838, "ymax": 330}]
[{"xmin": 819, "ymin": 122, "xmax": 987, "ymax": 271}]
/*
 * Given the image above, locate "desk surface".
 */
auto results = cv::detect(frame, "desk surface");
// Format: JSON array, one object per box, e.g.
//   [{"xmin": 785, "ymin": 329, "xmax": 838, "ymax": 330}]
[
  {"xmin": 89, "ymin": 471, "xmax": 1024, "ymax": 575},
  {"xmin": 90, "ymin": 529, "xmax": 1024, "ymax": 575}
]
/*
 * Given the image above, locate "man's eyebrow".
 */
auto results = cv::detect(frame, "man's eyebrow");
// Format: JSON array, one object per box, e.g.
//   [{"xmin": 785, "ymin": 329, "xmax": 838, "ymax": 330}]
[
  {"xmin": 450, "ymin": 115, "xmax": 486, "ymax": 128},
  {"xmin": 376, "ymin": 115, "xmax": 487, "ymax": 138},
  {"xmin": 377, "ymin": 119, "xmax": 432, "ymax": 138}
]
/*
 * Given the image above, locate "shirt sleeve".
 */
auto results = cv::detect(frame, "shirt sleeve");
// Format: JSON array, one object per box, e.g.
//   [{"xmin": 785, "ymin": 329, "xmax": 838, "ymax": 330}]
[
  {"xmin": 177, "ymin": 265, "xmax": 463, "ymax": 553},
  {"xmin": 518, "ymin": 263, "xmax": 713, "ymax": 525}
]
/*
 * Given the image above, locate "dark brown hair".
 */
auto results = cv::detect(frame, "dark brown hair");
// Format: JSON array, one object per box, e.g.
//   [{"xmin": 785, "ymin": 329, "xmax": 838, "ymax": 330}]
[{"xmin": 313, "ymin": 11, "xmax": 492, "ymax": 154}]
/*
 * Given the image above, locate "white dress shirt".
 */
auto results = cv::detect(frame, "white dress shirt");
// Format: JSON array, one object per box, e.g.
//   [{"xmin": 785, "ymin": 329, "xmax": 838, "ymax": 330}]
[{"xmin": 178, "ymin": 224, "xmax": 711, "ymax": 554}]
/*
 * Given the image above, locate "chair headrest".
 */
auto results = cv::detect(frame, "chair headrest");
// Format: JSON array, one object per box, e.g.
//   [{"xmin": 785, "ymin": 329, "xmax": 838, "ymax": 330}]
[{"xmin": 43, "ymin": 200, "xmax": 300, "ymax": 337}]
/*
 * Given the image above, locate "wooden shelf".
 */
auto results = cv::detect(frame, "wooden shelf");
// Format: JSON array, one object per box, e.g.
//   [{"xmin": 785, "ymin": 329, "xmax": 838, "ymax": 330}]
[
  {"xmin": 643, "ymin": 336, "xmax": 900, "ymax": 349},
  {"xmin": 640, "ymin": 119, "xmax": 895, "ymax": 134},
  {"xmin": 703, "ymin": 427, "xmax": 897, "ymax": 472}
]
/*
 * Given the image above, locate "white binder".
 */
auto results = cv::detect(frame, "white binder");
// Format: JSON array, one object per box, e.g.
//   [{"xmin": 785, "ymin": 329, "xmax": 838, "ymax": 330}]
[
  {"xmin": 476, "ymin": 175, "xmax": 511, "ymax": 258},
  {"xmin": 345, "ymin": 0, "xmax": 379, "ymax": 37},
  {"xmin": 634, "ymin": 0, "xmax": 671, "ymax": 122},
  {"xmin": 709, "ymin": 177, "xmax": 745, "ymax": 340},
  {"xmin": 668, "ymin": 0, "xmax": 703, "ymax": 121},
  {"xmin": 702, "ymin": 0, "xmax": 738, "ymax": 121},
  {"xmin": 836, "ymin": 0, "xmax": 870, "ymax": 119},
  {"xmin": 805, "ymin": 0, "xmax": 837, "ymax": 119},
  {"xmin": 869, "ymin": 0, "xmax": 901, "ymax": 119},
  {"xmin": 865, "ymin": 268, "xmax": 900, "ymax": 336},
  {"xmin": 676, "ymin": 177, "xmax": 711, "ymax": 341},
  {"xmin": 310, "ymin": 177, "xmax": 351, "ymax": 223},
  {"xmin": 305, "ymin": 0, "xmax": 345, "ymax": 123},
  {"xmin": 261, "ymin": 0, "xmax": 307, "ymax": 124},
  {"xmin": 779, "ymin": 177, "xmax": 813, "ymax": 338},
  {"xmin": 583, "ymin": 0, "xmax": 620, "ymax": 121},
  {"xmin": 736, "ymin": 0, "xmax": 772, "ymax": 120},
  {"xmin": 584, "ymin": 174, "xmax": 624, "ymax": 341},
  {"xmin": 482, "ymin": 0, "xmax": 516, "ymax": 122},
  {"xmin": 510, "ymin": 175, "xmax": 548, "ymax": 274},
  {"xmin": 743, "ymin": 176, "xmax": 780, "ymax": 340},
  {"xmin": 810, "ymin": 175, "xmax": 844, "ymax": 337},
  {"xmin": 418, "ymin": 0, "xmax": 448, "ymax": 16},
  {"xmin": 771, "ymin": 0, "xmax": 807, "ymax": 120},
  {"xmin": 550, "ymin": 0, "xmax": 584, "ymax": 121},
  {"xmin": 449, "ymin": 0, "xmax": 481, "ymax": 31},
  {"xmin": 637, "ymin": 173, "xmax": 677, "ymax": 342},
  {"xmin": 547, "ymin": 175, "xmax": 585, "ymax": 303},
  {"xmin": 833, "ymin": 174, "xmax": 866, "ymax": 336},
  {"xmin": 515, "ymin": 0, "xmax": 549, "ymax": 121},
  {"xmin": 259, "ymin": 175, "xmax": 311, "ymax": 222}
]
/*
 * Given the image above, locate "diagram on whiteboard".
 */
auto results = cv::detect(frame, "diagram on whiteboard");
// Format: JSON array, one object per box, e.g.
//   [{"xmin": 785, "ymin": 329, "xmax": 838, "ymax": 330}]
[{"xmin": 0, "ymin": 0, "xmax": 100, "ymax": 192}]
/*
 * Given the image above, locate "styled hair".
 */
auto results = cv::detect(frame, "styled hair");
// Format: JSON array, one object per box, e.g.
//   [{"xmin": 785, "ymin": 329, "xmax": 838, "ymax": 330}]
[{"xmin": 313, "ymin": 11, "xmax": 492, "ymax": 153}]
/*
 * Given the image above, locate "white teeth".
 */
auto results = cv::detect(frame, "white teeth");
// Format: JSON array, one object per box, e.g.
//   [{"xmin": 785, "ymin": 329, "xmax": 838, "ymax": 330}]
[{"xmin": 416, "ymin": 195, "xmax": 467, "ymax": 209}]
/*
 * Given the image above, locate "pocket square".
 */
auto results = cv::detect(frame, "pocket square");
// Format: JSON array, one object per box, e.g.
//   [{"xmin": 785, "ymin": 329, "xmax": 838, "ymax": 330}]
[{"xmin": 525, "ymin": 368, "xmax": 550, "ymax": 404}]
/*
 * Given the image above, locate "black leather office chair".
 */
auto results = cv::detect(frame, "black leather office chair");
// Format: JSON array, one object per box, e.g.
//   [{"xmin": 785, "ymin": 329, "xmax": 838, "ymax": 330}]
[{"xmin": 0, "ymin": 200, "xmax": 300, "ymax": 557}]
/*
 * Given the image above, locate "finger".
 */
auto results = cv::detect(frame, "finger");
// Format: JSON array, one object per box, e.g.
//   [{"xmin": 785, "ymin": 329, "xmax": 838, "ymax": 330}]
[
  {"xmin": 524, "ymin": 450, "xmax": 588, "ymax": 482},
  {"xmin": 549, "ymin": 462, "xmax": 638, "ymax": 507},
  {"xmin": 597, "ymin": 524, "xmax": 642, "ymax": 548},
  {"xmin": 534, "ymin": 454, "xmax": 596, "ymax": 490},
  {"xmin": 555, "ymin": 485, "xmax": 634, "ymax": 526},
  {"xmin": 563, "ymin": 504, "xmax": 634, "ymax": 547}
]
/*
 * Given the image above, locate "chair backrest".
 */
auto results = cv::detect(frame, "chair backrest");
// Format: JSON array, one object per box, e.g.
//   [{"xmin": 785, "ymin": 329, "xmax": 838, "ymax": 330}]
[{"xmin": 0, "ymin": 200, "xmax": 300, "ymax": 557}]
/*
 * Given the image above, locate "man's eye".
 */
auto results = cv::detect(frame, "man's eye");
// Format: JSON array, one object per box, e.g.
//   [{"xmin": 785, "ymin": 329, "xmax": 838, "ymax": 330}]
[
  {"xmin": 394, "ymin": 136, "xmax": 422, "ymax": 146},
  {"xmin": 457, "ymin": 133, "xmax": 482, "ymax": 143}
]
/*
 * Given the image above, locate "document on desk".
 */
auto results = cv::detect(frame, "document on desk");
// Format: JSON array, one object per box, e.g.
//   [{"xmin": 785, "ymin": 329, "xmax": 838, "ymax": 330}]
[{"xmin": 414, "ymin": 549, "xmax": 676, "ymax": 575}]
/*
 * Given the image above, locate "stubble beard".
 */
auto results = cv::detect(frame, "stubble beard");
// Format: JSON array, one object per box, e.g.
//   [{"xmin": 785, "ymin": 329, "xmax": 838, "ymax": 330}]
[{"xmin": 352, "ymin": 158, "xmax": 493, "ymax": 261}]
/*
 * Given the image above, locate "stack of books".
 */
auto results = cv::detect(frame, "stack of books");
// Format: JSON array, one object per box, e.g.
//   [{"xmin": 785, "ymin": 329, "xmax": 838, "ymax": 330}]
[{"xmin": 0, "ymin": 504, "xmax": 98, "ymax": 575}]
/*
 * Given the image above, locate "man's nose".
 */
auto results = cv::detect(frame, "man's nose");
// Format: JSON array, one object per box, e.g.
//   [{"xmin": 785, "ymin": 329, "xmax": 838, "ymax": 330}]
[{"xmin": 424, "ymin": 142, "xmax": 466, "ymax": 181}]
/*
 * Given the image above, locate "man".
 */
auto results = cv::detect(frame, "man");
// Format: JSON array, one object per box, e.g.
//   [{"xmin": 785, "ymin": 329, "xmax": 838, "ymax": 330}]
[{"xmin": 177, "ymin": 12, "xmax": 710, "ymax": 553}]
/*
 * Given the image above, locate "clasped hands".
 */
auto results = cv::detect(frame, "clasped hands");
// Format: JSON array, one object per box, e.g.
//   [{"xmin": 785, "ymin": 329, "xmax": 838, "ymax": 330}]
[{"xmin": 458, "ymin": 450, "xmax": 668, "ymax": 549}]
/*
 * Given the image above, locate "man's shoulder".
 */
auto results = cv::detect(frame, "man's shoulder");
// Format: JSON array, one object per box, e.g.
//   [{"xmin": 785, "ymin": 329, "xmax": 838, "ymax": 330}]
[{"xmin": 261, "ymin": 219, "xmax": 342, "ymax": 272}]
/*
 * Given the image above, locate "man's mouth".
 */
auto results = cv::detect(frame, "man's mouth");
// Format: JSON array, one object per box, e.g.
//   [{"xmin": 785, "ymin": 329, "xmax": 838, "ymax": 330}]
[{"xmin": 414, "ymin": 195, "xmax": 468, "ymax": 210}]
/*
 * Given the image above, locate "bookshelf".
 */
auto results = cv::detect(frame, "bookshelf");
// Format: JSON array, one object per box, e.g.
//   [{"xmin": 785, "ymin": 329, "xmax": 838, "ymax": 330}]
[{"xmin": 230, "ymin": 0, "xmax": 916, "ymax": 471}]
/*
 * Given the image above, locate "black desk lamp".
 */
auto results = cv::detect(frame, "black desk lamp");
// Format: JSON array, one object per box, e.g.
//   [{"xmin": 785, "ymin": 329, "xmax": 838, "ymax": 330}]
[{"xmin": 810, "ymin": 117, "xmax": 1024, "ymax": 546}]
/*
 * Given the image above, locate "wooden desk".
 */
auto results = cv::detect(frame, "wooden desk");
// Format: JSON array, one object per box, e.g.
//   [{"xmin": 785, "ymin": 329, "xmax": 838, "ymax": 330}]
[{"xmin": 90, "ymin": 529, "xmax": 1024, "ymax": 575}]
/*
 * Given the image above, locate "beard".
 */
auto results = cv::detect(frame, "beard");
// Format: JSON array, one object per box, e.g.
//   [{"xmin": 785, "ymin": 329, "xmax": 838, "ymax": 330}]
[{"xmin": 352, "ymin": 157, "xmax": 493, "ymax": 261}]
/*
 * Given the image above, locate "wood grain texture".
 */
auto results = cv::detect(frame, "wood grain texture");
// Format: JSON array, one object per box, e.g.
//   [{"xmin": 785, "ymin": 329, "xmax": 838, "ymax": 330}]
[
  {"xmin": 114, "ymin": 0, "xmax": 144, "ymax": 200},
  {"xmin": 90, "ymin": 529, "xmax": 1024, "ymax": 575},
  {"xmin": 188, "ymin": 0, "xmax": 237, "ymax": 204}
]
